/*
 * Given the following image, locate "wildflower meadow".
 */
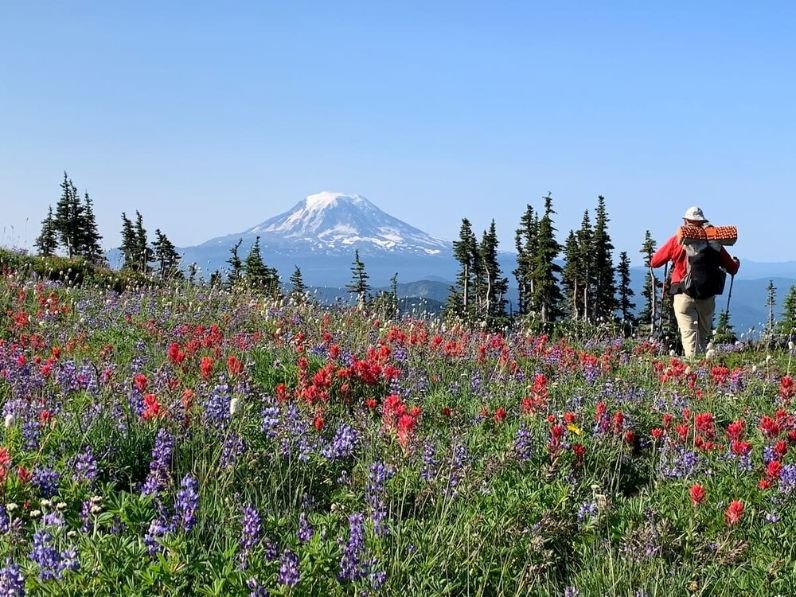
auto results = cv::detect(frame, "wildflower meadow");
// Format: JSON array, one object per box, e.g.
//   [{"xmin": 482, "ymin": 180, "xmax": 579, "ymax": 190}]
[{"xmin": 1, "ymin": 268, "xmax": 795, "ymax": 596}]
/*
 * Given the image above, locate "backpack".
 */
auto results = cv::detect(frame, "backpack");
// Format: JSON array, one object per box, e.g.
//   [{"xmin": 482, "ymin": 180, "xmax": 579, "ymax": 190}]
[{"xmin": 681, "ymin": 239, "xmax": 727, "ymax": 299}]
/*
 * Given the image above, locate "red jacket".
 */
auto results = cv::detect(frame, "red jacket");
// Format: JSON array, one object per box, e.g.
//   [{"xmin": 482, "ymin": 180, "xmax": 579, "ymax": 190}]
[{"xmin": 651, "ymin": 233, "xmax": 740, "ymax": 283}]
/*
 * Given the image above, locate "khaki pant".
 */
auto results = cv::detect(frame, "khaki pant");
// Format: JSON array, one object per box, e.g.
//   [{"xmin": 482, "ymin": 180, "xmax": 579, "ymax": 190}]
[{"xmin": 673, "ymin": 293, "xmax": 715, "ymax": 357}]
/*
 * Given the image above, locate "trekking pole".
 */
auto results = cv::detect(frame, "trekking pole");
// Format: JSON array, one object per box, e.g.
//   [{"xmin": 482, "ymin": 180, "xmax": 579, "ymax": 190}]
[
  {"xmin": 658, "ymin": 262, "xmax": 669, "ymax": 338},
  {"xmin": 724, "ymin": 273, "xmax": 735, "ymax": 319}
]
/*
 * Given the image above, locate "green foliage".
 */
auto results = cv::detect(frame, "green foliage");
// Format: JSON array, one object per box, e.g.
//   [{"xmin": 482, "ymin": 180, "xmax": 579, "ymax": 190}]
[{"xmin": 346, "ymin": 249, "xmax": 371, "ymax": 308}]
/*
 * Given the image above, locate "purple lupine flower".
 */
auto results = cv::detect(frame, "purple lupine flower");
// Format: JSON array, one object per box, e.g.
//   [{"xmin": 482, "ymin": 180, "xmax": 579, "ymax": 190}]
[
  {"xmin": 141, "ymin": 428, "xmax": 174, "ymax": 496},
  {"xmin": 59, "ymin": 547, "xmax": 80, "ymax": 573},
  {"xmin": 577, "ymin": 502, "xmax": 598, "ymax": 523},
  {"xmin": 72, "ymin": 447, "xmax": 98, "ymax": 485},
  {"xmin": 41, "ymin": 512, "xmax": 65, "ymax": 528},
  {"xmin": 32, "ymin": 466, "xmax": 60, "ymax": 499},
  {"xmin": 421, "ymin": 442, "xmax": 437, "ymax": 482},
  {"xmin": 221, "ymin": 432, "xmax": 246, "ymax": 468},
  {"xmin": 0, "ymin": 506, "xmax": 9, "ymax": 534},
  {"xmin": 0, "ymin": 559, "xmax": 25, "ymax": 596},
  {"xmin": 174, "ymin": 474, "xmax": 199, "ymax": 532},
  {"xmin": 445, "ymin": 444, "xmax": 468, "ymax": 498},
  {"xmin": 763, "ymin": 446, "xmax": 777, "ymax": 465},
  {"xmin": 765, "ymin": 512, "xmax": 781, "ymax": 524},
  {"xmin": 144, "ymin": 518, "xmax": 170, "ymax": 556},
  {"xmin": 246, "ymin": 577, "xmax": 269, "ymax": 596},
  {"xmin": 339, "ymin": 512, "xmax": 366, "ymax": 582},
  {"xmin": 260, "ymin": 405, "xmax": 280, "ymax": 439},
  {"xmin": 264, "ymin": 538, "xmax": 279, "ymax": 562},
  {"xmin": 203, "ymin": 384, "xmax": 231, "ymax": 430},
  {"xmin": 79, "ymin": 500, "xmax": 92, "ymax": 533},
  {"xmin": 367, "ymin": 461, "xmax": 394, "ymax": 537},
  {"xmin": 779, "ymin": 464, "xmax": 796, "ymax": 492},
  {"xmin": 322, "ymin": 423, "xmax": 360, "ymax": 461},
  {"xmin": 29, "ymin": 530, "xmax": 61, "ymax": 580},
  {"xmin": 367, "ymin": 560, "xmax": 387, "ymax": 590},
  {"xmin": 239, "ymin": 505, "xmax": 262, "ymax": 569},
  {"xmin": 21, "ymin": 420, "xmax": 41, "ymax": 451},
  {"xmin": 277, "ymin": 550, "xmax": 300, "ymax": 587},
  {"xmin": 297, "ymin": 512, "xmax": 314, "ymax": 543},
  {"xmin": 280, "ymin": 404, "xmax": 313, "ymax": 462},
  {"xmin": 513, "ymin": 425, "xmax": 532, "ymax": 461},
  {"xmin": 564, "ymin": 586, "xmax": 580, "ymax": 597},
  {"xmin": 659, "ymin": 448, "xmax": 699, "ymax": 479}
]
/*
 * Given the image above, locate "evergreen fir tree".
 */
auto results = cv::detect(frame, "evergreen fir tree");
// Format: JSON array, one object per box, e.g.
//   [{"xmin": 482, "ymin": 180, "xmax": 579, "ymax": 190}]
[
  {"xmin": 53, "ymin": 173, "xmax": 84, "ymax": 258},
  {"xmin": 447, "ymin": 218, "xmax": 478, "ymax": 319},
  {"xmin": 187, "ymin": 263, "xmax": 198, "ymax": 285},
  {"xmin": 34, "ymin": 206, "xmax": 59, "ymax": 257},
  {"xmin": 617, "ymin": 251, "xmax": 636, "ymax": 334},
  {"xmin": 244, "ymin": 237, "xmax": 272, "ymax": 292},
  {"xmin": 766, "ymin": 280, "xmax": 777, "ymax": 342},
  {"xmin": 289, "ymin": 266, "xmax": 308, "ymax": 303},
  {"xmin": 528, "ymin": 194, "xmax": 562, "ymax": 324},
  {"xmin": 79, "ymin": 192, "xmax": 105, "ymax": 266},
  {"xmin": 714, "ymin": 310, "xmax": 737, "ymax": 344},
  {"xmin": 478, "ymin": 220, "xmax": 508, "ymax": 324},
  {"xmin": 119, "ymin": 213, "xmax": 137, "ymax": 271},
  {"xmin": 574, "ymin": 211, "xmax": 594, "ymax": 321},
  {"xmin": 513, "ymin": 204, "xmax": 537, "ymax": 316},
  {"xmin": 591, "ymin": 196, "xmax": 618, "ymax": 322},
  {"xmin": 133, "ymin": 211, "xmax": 153, "ymax": 274},
  {"xmin": 152, "ymin": 229, "xmax": 182, "ymax": 280},
  {"xmin": 346, "ymin": 250, "xmax": 371, "ymax": 308},
  {"xmin": 226, "ymin": 239, "xmax": 244, "ymax": 288},
  {"xmin": 778, "ymin": 285, "xmax": 796, "ymax": 339},
  {"xmin": 638, "ymin": 230, "xmax": 658, "ymax": 326},
  {"xmin": 561, "ymin": 230, "xmax": 581, "ymax": 319}
]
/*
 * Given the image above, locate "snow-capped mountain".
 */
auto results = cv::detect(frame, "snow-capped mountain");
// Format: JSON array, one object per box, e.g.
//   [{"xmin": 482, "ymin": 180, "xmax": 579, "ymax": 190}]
[
  {"xmin": 180, "ymin": 192, "xmax": 455, "ymax": 285},
  {"xmin": 201, "ymin": 192, "xmax": 449, "ymax": 257}
]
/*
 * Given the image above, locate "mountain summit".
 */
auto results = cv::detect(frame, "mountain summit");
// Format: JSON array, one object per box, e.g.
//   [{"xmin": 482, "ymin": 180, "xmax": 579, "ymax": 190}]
[{"xmin": 201, "ymin": 192, "xmax": 449, "ymax": 257}]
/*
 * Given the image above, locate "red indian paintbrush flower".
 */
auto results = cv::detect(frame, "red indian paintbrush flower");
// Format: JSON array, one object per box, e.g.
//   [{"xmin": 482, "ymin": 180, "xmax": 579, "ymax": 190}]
[
  {"xmin": 689, "ymin": 484, "xmax": 706, "ymax": 506},
  {"xmin": 725, "ymin": 500, "xmax": 744, "ymax": 525}
]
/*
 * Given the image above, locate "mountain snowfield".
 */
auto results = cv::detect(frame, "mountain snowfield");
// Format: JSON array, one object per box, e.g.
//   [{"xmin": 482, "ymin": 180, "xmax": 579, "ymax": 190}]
[{"xmin": 201, "ymin": 192, "xmax": 449, "ymax": 256}]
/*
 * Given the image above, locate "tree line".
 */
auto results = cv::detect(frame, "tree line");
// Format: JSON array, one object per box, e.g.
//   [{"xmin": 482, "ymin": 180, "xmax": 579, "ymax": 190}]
[{"xmin": 30, "ymin": 174, "xmax": 796, "ymax": 337}]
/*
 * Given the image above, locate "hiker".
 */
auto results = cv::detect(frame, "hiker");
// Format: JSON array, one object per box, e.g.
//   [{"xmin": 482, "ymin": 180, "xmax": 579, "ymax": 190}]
[{"xmin": 649, "ymin": 206, "xmax": 740, "ymax": 357}]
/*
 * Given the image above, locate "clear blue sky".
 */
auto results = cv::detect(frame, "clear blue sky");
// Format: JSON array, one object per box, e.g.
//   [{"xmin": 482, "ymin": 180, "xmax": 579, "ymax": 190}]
[{"xmin": 1, "ymin": 1, "xmax": 794, "ymax": 262}]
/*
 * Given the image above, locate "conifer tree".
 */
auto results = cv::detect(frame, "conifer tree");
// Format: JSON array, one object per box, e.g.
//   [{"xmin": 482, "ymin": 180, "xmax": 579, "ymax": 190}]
[
  {"xmin": 226, "ymin": 239, "xmax": 244, "ymax": 288},
  {"xmin": 714, "ymin": 310, "xmax": 737, "ymax": 344},
  {"xmin": 591, "ymin": 196, "xmax": 618, "ymax": 321},
  {"xmin": 617, "ymin": 251, "xmax": 636, "ymax": 333},
  {"xmin": 766, "ymin": 280, "xmax": 777, "ymax": 341},
  {"xmin": 244, "ymin": 237, "xmax": 280, "ymax": 297},
  {"xmin": 572, "ymin": 211, "xmax": 594, "ymax": 321},
  {"xmin": 34, "ymin": 206, "xmax": 59, "ymax": 257},
  {"xmin": 289, "ymin": 266, "xmax": 308, "ymax": 303},
  {"xmin": 638, "ymin": 230, "xmax": 658, "ymax": 326},
  {"xmin": 528, "ymin": 194, "xmax": 562, "ymax": 323},
  {"xmin": 187, "ymin": 263, "xmax": 198, "ymax": 285},
  {"xmin": 561, "ymin": 230, "xmax": 581, "ymax": 319},
  {"xmin": 79, "ymin": 192, "xmax": 105, "ymax": 266},
  {"xmin": 119, "ymin": 213, "xmax": 137, "ymax": 271},
  {"xmin": 513, "ymin": 205, "xmax": 537, "ymax": 316},
  {"xmin": 778, "ymin": 285, "xmax": 796, "ymax": 339},
  {"xmin": 346, "ymin": 250, "xmax": 371, "ymax": 308},
  {"xmin": 53, "ymin": 173, "xmax": 84, "ymax": 258},
  {"xmin": 152, "ymin": 229, "xmax": 182, "ymax": 280},
  {"xmin": 131, "ymin": 211, "xmax": 153, "ymax": 273},
  {"xmin": 478, "ymin": 220, "xmax": 508, "ymax": 323},
  {"xmin": 447, "ymin": 218, "xmax": 479, "ymax": 319}
]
